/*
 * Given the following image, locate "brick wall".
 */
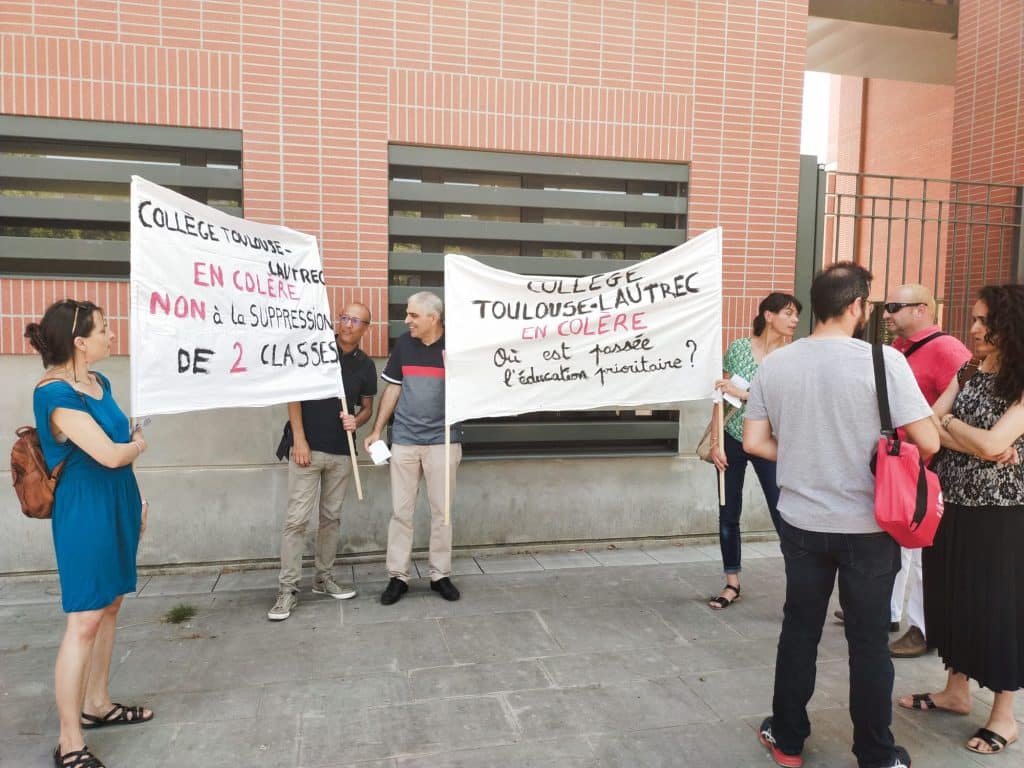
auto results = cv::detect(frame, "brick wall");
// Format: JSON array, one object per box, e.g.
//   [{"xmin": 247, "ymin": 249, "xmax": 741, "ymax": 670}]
[
  {"xmin": 944, "ymin": 0, "xmax": 1024, "ymax": 337},
  {"xmin": 1, "ymin": 0, "xmax": 808, "ymax": 355}
]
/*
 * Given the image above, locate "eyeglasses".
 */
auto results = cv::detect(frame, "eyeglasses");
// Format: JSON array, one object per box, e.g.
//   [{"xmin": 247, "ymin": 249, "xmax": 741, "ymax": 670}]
[
  {"xmin": 883, "ymin": 302, "xmax": 925, "ymax": 314},
  {"xmin": 337, "ymin": 314, "xmax": 370, "ymax": 327}
]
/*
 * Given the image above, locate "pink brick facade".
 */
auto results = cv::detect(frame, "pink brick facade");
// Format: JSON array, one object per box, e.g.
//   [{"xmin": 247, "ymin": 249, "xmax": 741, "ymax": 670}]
[{"xmin": 0, "ymin": 0, "xmax": 807, "ymax": 356}]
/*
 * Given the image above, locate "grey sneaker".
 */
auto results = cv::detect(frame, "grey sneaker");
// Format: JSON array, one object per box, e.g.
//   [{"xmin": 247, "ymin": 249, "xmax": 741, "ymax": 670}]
[
  {"xmin": 313, "ymin": 574, "xmax": 357, "ymax": 600},
  {"xmin": 268, "ymin": 590, "xmax": 298, "ymax": 620}
]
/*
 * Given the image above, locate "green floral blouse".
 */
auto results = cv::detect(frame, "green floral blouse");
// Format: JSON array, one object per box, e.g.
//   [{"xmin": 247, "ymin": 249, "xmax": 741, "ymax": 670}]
[{"xmin": 722, "ymin": 336, "xmax": 759, "ymax": 442}]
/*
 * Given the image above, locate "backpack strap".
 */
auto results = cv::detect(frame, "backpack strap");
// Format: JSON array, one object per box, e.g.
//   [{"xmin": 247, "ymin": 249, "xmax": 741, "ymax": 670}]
[{"xmin": 902, "ymin": 331, "xmax": 946, "ymax": 358}]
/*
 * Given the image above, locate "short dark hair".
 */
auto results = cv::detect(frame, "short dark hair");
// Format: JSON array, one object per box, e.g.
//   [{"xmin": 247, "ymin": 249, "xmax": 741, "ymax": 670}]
[
  {"xmin": 810, "ymin": 262, "xmax": 872, "ymax": 323},
  {"xmin": 752, "ymin": 292, "xmax": 803, "ymax": 336},
  {"xmin": 24, "ymin": 299, "xmax": 102, "ymax": 368}
]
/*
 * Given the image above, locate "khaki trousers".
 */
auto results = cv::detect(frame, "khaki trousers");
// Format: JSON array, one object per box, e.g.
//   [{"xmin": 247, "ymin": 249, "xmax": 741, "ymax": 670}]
[
  {"xmin": 278, "ymin": 450, "xmax": 353, "ymax": 592},
  {"xmin": 386, "ymin": 443, "xmax": 461, "ymax": 582}
]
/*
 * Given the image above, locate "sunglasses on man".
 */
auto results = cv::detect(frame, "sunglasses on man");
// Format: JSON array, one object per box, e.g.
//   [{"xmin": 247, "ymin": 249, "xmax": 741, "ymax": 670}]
[{"xmin": 883, "ymin": 302, "xmax": 925, "ymax": 314}]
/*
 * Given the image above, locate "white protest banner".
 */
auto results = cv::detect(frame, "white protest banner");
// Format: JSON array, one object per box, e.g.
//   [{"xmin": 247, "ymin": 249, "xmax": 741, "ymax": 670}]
[
  {"xmin": 444, "ymin": 227, "xmax": 722, "ymax": 423},
  {"xmin": 130, "ymin": 176, "xmax": 342, "ymax": 417}
]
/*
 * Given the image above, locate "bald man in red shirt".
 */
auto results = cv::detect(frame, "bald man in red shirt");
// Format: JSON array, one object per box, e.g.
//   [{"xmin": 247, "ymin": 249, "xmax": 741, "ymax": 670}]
[{"xmin": 884, "ymin": 284, "xmax": 971, "ymax": 657}]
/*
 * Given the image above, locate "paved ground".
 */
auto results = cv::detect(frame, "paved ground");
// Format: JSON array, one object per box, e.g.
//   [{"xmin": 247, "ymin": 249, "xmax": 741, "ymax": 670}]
[{"xmin": 2, "ymin": 540, "xmax": 1021, "ymax": 767}]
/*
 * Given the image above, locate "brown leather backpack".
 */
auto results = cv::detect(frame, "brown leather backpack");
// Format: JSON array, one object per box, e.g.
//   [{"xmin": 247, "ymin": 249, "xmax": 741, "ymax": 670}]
[{"xmin": 11, "ymin": 425, "xmax": 64, "ymax": 519}]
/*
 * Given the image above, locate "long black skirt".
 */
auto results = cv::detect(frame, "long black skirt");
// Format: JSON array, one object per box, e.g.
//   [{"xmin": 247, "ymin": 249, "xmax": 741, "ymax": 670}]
[{"xmin": 922, "ymin": 502, "xmax": 1024, "ymax": 692}]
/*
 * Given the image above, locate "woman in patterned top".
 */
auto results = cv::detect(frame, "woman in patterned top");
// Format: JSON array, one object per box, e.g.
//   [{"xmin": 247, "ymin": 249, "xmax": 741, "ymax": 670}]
[
  {"xmin": 708, "ymin": 292, "xmax": 801, "ymax": 610},
  {"xmin": 898, "ymin": 284, "xmax": 1024, "ymax": 757}
]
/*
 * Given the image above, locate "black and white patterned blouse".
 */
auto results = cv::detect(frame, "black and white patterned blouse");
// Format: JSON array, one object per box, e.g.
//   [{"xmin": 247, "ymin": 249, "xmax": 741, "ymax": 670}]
[{"xmin": 935, "ymin": 367, "xmax": 1024, "ymax": 507}]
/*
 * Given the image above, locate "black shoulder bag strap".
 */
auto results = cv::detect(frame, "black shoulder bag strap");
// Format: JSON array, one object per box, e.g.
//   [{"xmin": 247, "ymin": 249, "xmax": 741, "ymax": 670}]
[
  {"xmin": 872, "ymin": 344, "xmax": 895, "ymax": 442},
  {"xmin": 902, "ymin": 331, "xmax": 946, "ymax": 358}
]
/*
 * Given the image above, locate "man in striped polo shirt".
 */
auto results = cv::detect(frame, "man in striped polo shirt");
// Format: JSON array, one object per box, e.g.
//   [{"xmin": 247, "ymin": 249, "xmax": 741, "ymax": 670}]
[{"xmin": 364, "ymin": 291, "xmax": 463, "ymax": 605}]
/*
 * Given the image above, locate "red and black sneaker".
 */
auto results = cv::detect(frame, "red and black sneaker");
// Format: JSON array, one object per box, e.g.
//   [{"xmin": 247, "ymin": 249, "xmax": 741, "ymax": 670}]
[{"xmin": 758, "ymin": 717, "xmax": 804, "ymax": 768}]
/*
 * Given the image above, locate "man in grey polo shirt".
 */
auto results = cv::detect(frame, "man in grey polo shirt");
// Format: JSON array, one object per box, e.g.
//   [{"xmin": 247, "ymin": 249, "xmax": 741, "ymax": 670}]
[
  {"xmin": 364, "ymin": 291, "xmax": 462, "ymax": 605},
  {"xmin": 743, "ymin": 263, "xmax": 939, "ymax": 768}
]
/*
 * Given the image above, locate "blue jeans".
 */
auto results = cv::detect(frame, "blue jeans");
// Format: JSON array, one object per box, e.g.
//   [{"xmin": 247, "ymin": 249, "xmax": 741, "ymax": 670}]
[
  {"xmin": 718, "ymin": 433, "xmax": 781, "ymax": 573},
  {"xmin": 772, "ymin": 518, "xmax": 902, "ymax": 768}
]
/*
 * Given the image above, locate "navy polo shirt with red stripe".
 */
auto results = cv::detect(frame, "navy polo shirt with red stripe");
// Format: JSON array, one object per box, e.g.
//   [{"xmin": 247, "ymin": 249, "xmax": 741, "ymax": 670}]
[{"xmin": 381, "ymin": 332, "xmax": 461, "ymax": 445}]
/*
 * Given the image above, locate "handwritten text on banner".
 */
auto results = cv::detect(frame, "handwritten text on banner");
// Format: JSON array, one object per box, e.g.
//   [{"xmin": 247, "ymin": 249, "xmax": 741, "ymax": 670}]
[
  {"xmin": 129, "ymin": 176, "xmax": 342, "ymax": 417},
  {"xmin": 444, "ymin": 227, "xmax": 723, "ymax": 424}
]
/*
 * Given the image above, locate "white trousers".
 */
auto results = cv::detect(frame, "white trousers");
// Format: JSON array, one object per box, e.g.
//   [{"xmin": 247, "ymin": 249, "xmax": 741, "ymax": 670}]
[{"xmin": 890, "ymin": 546, "xmax": 925, "ymax": 633}]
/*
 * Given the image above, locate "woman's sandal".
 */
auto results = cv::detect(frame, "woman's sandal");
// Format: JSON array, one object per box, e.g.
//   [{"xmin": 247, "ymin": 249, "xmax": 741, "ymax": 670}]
[
  {"xmin": 708, "ymin": 584, "xmax": 740, "ymax": 610},
  {"xmin": 898, "ymin": 692, "xmax": 969, "ymax": 714},
  {"xmin": 53, "ymin": 745, "xmax": 105, "ymax": 768},
  {"xmin": 80, "ymin": 702, "xmax": 153, "ymax": 729},
  {"xmin": 966, "ymin": 727, "xmax": 1017, "ymax": 755}
]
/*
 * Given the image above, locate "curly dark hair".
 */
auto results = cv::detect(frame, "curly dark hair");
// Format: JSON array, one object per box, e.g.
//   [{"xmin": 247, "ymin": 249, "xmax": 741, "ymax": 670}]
[{"xmin": 977, "ymin": 284, "xmax": 1024, "ymax": 402}]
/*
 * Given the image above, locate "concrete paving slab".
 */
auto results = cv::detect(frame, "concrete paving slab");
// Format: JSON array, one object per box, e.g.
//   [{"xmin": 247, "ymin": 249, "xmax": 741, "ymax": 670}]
[
  {"xmin": 439, "ymin": 610, "xmax": 560, "ymax": 663},
  {"xmin": 641, "ymin": 544, "xmax": 715, "ymax": 563},
  {"xmin": 137, "ymin": 572, "xmax": 220, "ymax": 597},
  {"xmin": 214, "ymin": 567, "xmax": 282, "ymax": 592},
  {"xmin": 506, "ymin": 677, "xmax": 719, "ymax": 738},
  {"xmin": 409, "ymin": 659, "xmax": 551, "ymax": 700},
  {"xmin": 473, "ymin": 553, "xmax": 543, "ymax": 573},
  {"xmin": 590, "ymin": 720, "xmax": 764, "ymax": 768},
  {"xmin": 541, "ymin": 646, "xmax": 683, "ymax": 688},
  {"xmin": 3, "ymin": 547, "xmax": 1014, "ymax": 768},
  {"xmin": 532, "ymin": 550, "xmax": 601, "ymax": 569},
  {"xmin": 537, "ymin": 602, "xmax": 680, "ymax": 653},
  {"xmin": 587, "ymin": 547, "xmax": 658, "ymax": 567},
  {"xmin": 397, "ymin": 736, "xmax": 597, "ymax": 768},
  {"xmin": 300, "ymin": 696, "xmax": 518, "ymax": 766}
]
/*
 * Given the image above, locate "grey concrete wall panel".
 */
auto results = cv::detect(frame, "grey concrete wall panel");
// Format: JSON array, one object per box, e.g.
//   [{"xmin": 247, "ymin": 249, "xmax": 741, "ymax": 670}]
[
  {"xmin": 389, "ymin": 180, "xmax": 688, "ymax": 215},
  {"xmin": 1, "ymin": 358, "xmax": 770, "ymax": 574},
  {"xmin": 388, "ymin": 145, "xmax": 689, "ymax": 183},
  {"xmin": 389, "ymin": 216, "xmax": 686, "ymax": 247},
  {"xmin": 389, "ymin": 251, "xmax": 640, "ymax": 277},
  {"xmin": 0, "ymin": 114, "xmax": 242, "ymax": 151}
]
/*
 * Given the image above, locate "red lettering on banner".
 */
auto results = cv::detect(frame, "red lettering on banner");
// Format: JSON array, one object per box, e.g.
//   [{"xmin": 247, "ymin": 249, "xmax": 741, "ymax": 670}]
[
  {"xmin": 556, "ymin": 312, "xmax": 647, "ymax": 337},
  {"xmin": 149, "ymin": 291, "xmax": 206, "ymax": 320},
  {"xmin": 231, "ymin": 270, "xmax": 299, "ymax": 300}
]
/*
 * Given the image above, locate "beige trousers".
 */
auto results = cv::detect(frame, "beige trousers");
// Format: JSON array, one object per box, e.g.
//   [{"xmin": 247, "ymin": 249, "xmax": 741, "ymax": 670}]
[
  {"xmin": 278, "ymin": 450, "xmax": 353, "ymax": 592},
  {"xmin": 385, "ymin": 442, "xmax": 461, "ymax": 582}
]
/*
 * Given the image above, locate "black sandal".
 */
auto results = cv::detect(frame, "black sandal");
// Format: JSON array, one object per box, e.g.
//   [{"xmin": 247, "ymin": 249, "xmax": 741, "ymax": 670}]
[
  {"xmin": 54, "ymin": 745, "xmax": 105, "ymax": 768},
  {"xmin": 708, "ymin": 583, "xmax": 741, "ymax": 610},
  {"xmin": 966, "ymin": 727, "xmax": 1017, "ymax": 755},
  {"xmin": 81, "ymin": 702, "xmax": 153, "ymax": 729}
]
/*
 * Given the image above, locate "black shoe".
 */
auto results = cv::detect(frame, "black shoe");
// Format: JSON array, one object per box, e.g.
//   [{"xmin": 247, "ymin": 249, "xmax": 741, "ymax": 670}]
[
  {"xmin": 380, "ymin": 577, "xmax": 408, "ymax": 605},
  {"xmin": 833, "ymin": 610, "xmax": 899, "ymax": 632},
  {"xmin": 430, "ymin": 577, "xmax": 460, "ymax": 601},
  {"xmin": 882, "ymin": 745, "xmax": 911, "ymax": 768}
]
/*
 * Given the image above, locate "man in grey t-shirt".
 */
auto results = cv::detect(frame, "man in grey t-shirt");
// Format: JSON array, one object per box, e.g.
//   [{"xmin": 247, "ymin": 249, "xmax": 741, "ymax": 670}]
[{"xmin": 743, "ymin": 263, "xmax": 938, "ymax": 768}]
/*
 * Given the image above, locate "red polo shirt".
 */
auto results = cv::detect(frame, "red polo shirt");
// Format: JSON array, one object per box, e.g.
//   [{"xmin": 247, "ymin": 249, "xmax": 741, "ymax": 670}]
[{"xmin": 891, "ymin": 324, "xmax": 972, "ymax": 405}]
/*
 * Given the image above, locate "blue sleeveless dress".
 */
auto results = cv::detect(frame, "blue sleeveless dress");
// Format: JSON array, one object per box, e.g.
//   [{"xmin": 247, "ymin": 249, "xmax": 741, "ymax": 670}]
[{"xmin": 33, "ymin": 372, "xmax": 142, "ymax": 612}]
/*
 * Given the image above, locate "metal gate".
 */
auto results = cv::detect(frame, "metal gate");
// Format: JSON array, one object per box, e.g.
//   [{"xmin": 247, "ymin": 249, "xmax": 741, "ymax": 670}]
[{"xmin": 795, "ymin": 155, "xmax": 1024, "ymax": 340}]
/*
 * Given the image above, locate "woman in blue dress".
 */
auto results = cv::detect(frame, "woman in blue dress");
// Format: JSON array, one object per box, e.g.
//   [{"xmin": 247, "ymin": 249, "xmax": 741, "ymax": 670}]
[{"xmin": 26, "ymin": 299, "xmax": 153, "ymax": 768}]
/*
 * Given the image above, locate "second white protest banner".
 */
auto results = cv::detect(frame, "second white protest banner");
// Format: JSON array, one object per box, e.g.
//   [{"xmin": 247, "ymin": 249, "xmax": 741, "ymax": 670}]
[
  {"xmin": 444, "ymin": 227, "xmax": 723, "ymax": 424},
  {"xmin": 130, "ymin": 176, "xmax": 342, "ymax": 417}
]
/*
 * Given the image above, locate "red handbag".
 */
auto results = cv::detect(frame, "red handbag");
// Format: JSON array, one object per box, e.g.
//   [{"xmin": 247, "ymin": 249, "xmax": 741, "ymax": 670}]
[{"xmin": 870, "ymin": 344, "xmax": 943, "ymax": 548}]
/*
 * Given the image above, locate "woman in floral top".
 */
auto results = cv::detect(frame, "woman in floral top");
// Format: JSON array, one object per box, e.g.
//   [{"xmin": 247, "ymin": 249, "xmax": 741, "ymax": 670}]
[
  {"xmin": 898, "ymin": 284, "xmax": 1024, "ymax": 756},
  {"xmin": 708, "ymin": 292, "xmax": 801, "ymax": 610}
]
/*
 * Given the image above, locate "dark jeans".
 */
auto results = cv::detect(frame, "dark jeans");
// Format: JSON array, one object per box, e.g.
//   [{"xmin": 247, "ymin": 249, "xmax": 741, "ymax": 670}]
[
  {"xmin": 772, "ymin": 518, "xmax": 902, "ymax": 768},
  {"xmin": 718, "ymin": 433, "xmax": 781, "ymax": 573}
]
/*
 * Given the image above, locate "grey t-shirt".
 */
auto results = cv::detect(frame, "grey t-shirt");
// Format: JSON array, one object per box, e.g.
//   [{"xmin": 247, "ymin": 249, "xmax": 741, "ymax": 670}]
[{"xmin": 745, "ymin": 337, "xmax": 932, "ymax": 534}]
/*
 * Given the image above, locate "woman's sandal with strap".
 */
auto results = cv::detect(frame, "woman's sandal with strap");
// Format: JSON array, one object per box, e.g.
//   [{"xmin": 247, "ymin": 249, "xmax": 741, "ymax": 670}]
[
  {"xmin": 81, "ymin": 702, "xmax": 153, "ymax": 729},
  {"xmin": 53, "ymin": 745, "xmax": 105, "ymax": 768},
  {"xmin": 708, "ymin": 584, "xmax": 741, "ymax": 610},
  {"xmin": 966, "ymin": 727, "xmax": 1017, "ymax": 755}
]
